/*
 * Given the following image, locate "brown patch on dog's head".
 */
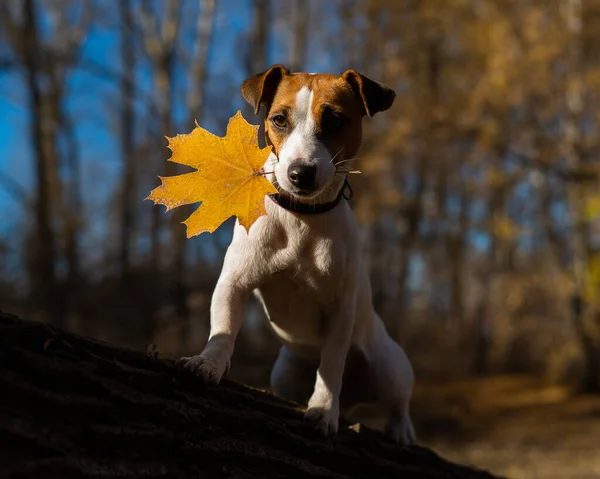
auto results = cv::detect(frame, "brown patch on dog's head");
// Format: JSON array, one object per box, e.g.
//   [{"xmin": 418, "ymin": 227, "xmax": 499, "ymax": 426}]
[
  {"xmin": 241, "ymin": 64, "xmax": 290, "ymax": 115},
  {"xmin": 341, "ymin": 70, "xmax": 396, "ymax": 118},
  {"xmin": 240, "ymin": 66, "xmax": 395, "ymax": 201}
]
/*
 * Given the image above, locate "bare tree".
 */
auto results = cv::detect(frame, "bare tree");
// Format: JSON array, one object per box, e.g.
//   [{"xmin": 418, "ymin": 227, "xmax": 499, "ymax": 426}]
[
  {"xmin": 250, "ymin": 0, "xmax": 270, "ymax": 74},
  {"xmin": 288, "ymin": 0, "xmax": 308, "ymax": 72},
  {"xmin": 138, "ymin": 0, "xmax": 180, "ymax": 279},
  {"xmin": 175, "ymin": 0, "xmax": 218, "ymax": 345},
  {"xmin": 561, "ymin": 0, "xmax": 600, "ymax": 392},
  {"xmin": 187, "ymin": 0, "xmax": 217, "ymax": 127},
  {"xmin": 1, "ymin": 0, "xmax": 90, "ymax": 325},
  {"xmin": 17, "ymin": 0, "xmax": 59, "ymax": 324},
  {"xmin": 119, "ymin": 0, "xmax": 136, "ymax": 282}
]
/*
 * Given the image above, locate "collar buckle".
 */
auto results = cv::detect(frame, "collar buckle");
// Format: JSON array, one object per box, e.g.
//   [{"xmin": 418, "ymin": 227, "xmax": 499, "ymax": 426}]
[{"xmin": 342, "ymin": 178, "xmax": 353, "ymax": 201}]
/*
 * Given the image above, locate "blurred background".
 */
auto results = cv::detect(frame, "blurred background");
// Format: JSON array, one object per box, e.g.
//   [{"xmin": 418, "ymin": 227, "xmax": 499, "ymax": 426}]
[{"xmin": 2, "ymin": 0, "xmax": 600, "ymax": 476}]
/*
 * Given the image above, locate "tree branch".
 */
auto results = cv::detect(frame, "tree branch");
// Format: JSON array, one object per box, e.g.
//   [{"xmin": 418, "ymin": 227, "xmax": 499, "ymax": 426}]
[{"xmin": 0, "ymin": 311, "xmax": 499, "ymax": 479}]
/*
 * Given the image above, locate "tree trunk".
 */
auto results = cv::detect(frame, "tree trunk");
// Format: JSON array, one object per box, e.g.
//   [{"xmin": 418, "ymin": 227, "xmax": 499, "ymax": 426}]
[
  {"xmin": 0, "ymin": 311, "xmax": 498, "ymax": 479},
  {"xmin": 21, "ymin": 0, "xmax": 60, "ymax": 327},
  {"xmin": 119, "ymin": 0, "xmax": 136, "ymax": 282},
  {"xmin": 386, "ymin": 28, "xmax": 442, "ymax": 341},
  {"xmin": 144, "ymin": 0, "xmax": 181, "ymax": 280},
  {"xmin": 250, "ymin": 0, "xmax": 270, "ymax": 74},
  {"xmin": 175, "ymin": 0, "xmax": 218, "ymax": 349},
  {"xmin": 243, "ymin": 0, "xmax": 270, "ymax": 118},
  {"xmin": 288, "ymin": 0, "xmax": 308, "ymax": 72},
  {"xmin": 561, "ymin": 0, "xmax": 600, "ymax": 393},
  {"xmin": 139, "ymin": 0, "xmax": 181, "ymax": 343},
  {"xmin": 60, "ymin": 100, "xmax": 83, "ymax": 318},
  {"xmin": 449, "ymin": 189, "xmax": 469, "ymax": 328},
  {"xmin": 386, "ymin": 139, "xmax": 428, "ymax": 341}
]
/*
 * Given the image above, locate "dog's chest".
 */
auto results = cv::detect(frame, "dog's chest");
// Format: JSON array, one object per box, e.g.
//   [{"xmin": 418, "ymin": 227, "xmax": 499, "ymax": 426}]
[
  {"xmin": 254, "ymin": 219, "xmax": 348, "ymax": 346},
  {"xmin": 267, "ymin": 214, "xmax": 346, "ymax": 280}
]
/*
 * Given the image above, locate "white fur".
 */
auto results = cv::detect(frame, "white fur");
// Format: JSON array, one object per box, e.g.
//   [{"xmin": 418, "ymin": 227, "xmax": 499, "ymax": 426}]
[
  {"xmin": 274, "ymin": 86, "xmax": 335, "ymax": 198},
  {"xmin": 181, "ymin": 92, "xmax": 416, "ymax": 445}
]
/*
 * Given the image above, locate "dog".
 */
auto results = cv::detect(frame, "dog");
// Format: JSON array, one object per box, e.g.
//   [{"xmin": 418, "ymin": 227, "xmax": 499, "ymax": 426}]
[{"xmin": 180, "ymin": 65, "xmax": 416, "ymax": 445}]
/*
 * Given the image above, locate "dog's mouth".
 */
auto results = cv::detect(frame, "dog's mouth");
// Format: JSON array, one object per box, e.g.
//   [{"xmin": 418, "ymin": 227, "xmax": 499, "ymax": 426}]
[
  {"xmin": 269, "ymin": 174, "xmax": 322, "ymax": 200},
  {"xmin": 269, "ymin": 159, "xmax": 338, "ymax": 202},
  {"xmin": 288, "ymin": 187, "xmax": 319, "ymax": 198},
  {"xmin": 275, "ymin": 182, "xmax": 329, "ymax": 201}
]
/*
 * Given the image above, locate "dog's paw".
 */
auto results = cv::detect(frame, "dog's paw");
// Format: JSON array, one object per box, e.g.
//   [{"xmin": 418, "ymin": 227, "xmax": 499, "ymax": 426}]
[
  {"xmin": 384, "ymin": 410, "xmax": 416, "ymax": 446},
  {"xmin": 304, "ymin": 406, "xmax": 339, "ymax": 437},
  {"xmin": 179, "ymin": 353, "xmax": 229, "ymax": 386}
]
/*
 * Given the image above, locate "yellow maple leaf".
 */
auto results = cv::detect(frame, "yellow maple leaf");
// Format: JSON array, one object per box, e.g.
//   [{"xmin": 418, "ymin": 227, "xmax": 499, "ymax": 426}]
[{"xmin": 147, "ymin": 111, "xmax": 277, "ymax": 237}]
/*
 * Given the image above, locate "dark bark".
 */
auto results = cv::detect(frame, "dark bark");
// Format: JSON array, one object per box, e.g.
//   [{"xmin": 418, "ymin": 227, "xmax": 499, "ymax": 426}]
[
  {"xmin": 172, "ymin": 0, "xmax": 218, "ymax": 343},
  {"xmin": 21, "ymin": 0, "xmax": 60, "ymax": 327},
  {"xmin": 289, "ymin": 0, "xmax": 308, "ymax": 72},
  {"xmin": 119, "ymin": 0, "xmax": 136, "ymax": 282},
  {"xmin": 0, "ymin": 311, "xmax": 498, "ymax": 479},
  {"xmin": 61, "ymin": 110, "xmax": 82, "ymax": 305},
  {"xmin": 471, "ymin": 147, "xmax": 508, "ymax": 376},
  {"xmin": 139, "ymin": 0, "xmax": 181, "ymax": 343},
  {"xmin": 187, "ymin": 0, "xmax": 216, "ymax": 125},
  {"xmin": 242, "ymin": 0, "xmax": 271, "ymax": 124},
  {"xmin": 449, "ymin": 189, "xmax": 469, "ymax": 327},
  {"xmin": 387, "ymin": 156, "xmax": 426, "ymax": 341},
  {"xmin": 385, "ymin": 32, "xmax": 442, "ymax": 341},
  {"xmin": 250, "ymin": 0, "xmax": 270, "ymax": 74}
]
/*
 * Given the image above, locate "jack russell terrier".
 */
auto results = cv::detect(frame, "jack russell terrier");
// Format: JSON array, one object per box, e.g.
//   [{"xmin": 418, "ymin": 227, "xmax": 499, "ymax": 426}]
[{"xmin": 180, "ymin": 65, "xmax": 416, "ymax": 445}]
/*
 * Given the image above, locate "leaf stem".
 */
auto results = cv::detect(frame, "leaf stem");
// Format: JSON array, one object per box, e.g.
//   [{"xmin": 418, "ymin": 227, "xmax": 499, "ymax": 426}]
[{"xmin": 254, "ymin": 168, "xmax": 274, "ymax": 176}]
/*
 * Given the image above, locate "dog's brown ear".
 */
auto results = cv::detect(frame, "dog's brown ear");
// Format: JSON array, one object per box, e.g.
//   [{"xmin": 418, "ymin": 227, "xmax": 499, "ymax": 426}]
[
  {"xmin": 342, "ymin": 70, "xmax": 396, "ymax": 118},
  {"xmin": 241, "ymin": 64, "xmax": 289, "ymax": 115}
]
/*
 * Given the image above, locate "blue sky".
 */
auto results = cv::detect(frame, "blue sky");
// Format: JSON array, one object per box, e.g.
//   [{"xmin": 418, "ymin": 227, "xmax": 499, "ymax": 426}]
[
  {"xmin": 0, "ymin": 0, "xmax": 351, "ymax": 276},
  {"xmin": 0, "ymin": 0, "xmax": 533, "ymax": 292},
  {"xmin": 1, "ymin": 0, "xmax": 578, "ymax": 312},
  {"xmin": 0, "ymin": 1, "xmax": 242, "ymax": 271},
  {"xmin": 0, "ymin": 0, "xmax": 346, "ymax": 208}
]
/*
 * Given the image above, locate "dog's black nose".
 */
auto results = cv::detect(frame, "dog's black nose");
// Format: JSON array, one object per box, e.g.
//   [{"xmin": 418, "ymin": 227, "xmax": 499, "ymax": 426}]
[{"xmin": 288, "ymin": 164, "xmax": 316, "ymax": 190}]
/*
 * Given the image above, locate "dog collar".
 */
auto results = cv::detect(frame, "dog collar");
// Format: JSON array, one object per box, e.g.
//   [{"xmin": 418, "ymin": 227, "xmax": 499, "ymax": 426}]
[{"xmin": 268, "ymin": 179, "xmax": 353, "ymax": 215}]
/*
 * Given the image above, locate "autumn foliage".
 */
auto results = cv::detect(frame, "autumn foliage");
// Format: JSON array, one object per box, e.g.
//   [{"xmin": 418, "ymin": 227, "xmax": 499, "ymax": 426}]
[
  {"xmin": 5, "ymin": 0, "xmax": 600, "ymax": 426},
  {"xmin": 147, "ymin": 112, "xmax": 277, "ymax": 236}
]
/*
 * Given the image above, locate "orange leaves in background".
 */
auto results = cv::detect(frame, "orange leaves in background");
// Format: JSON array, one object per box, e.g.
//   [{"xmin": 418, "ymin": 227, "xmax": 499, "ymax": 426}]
[{"xmin": 147, "ymin": 111, "xmax": 277, "ymax": 237}]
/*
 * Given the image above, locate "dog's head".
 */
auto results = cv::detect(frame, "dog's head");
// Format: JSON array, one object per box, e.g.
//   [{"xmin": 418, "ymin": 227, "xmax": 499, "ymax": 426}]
[{"xmin": 241, "ymin": 65, "xmax": 395, "ymax": 201}]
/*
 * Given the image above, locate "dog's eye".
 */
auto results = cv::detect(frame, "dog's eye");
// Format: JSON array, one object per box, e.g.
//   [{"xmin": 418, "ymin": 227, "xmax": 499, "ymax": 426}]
[
  {"xmin": 322, "ymin": 110, "xmax": 346, "ymax": 133},
  {"xmin": 271, "ymin": 114, "xmax": 288, "ymax": 129}
]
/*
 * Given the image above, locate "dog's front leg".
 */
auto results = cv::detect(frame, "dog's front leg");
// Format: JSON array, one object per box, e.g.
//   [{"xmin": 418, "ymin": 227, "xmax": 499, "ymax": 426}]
[
  {"xmin": 180, "ymin": 275, "xmax": 249, "ymax": 385},
  {"xmin": 305, "ymin": 292, "xmax": 356, "ymax": 436}
]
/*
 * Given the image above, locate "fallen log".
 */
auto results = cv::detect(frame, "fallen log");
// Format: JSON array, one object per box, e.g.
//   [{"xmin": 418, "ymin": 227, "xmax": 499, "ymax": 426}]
[{"xmin": 0, "ymin": 311, "xmax": 499, "ymax": 478}]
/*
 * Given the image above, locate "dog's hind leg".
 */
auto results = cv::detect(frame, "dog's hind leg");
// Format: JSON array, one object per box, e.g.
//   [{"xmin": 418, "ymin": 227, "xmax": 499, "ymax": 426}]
[
  {"xmin": 270, "ymin": 346, "xmax": 317, "ymax": 405},
  {"xmin": 368, "ymin": 316, "xmax": 416, "ymax": 446}
]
